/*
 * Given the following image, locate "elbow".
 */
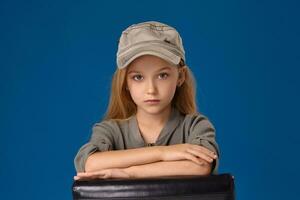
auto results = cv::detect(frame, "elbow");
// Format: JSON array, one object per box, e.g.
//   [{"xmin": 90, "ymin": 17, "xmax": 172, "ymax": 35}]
[
  {"xmin": 84, "ymin": 156, "xmax": 93, "ymax": 172},
  {"xmin": 84, "ymin": 154, "xmax": 101, "ymax": 172},
  {"xmin": 202, "ymin": 165, "xmax": 212, "ymax": 176},
  {"xmin": 192, "ymin": 161, "xmax": 212, "ymax": 176}
]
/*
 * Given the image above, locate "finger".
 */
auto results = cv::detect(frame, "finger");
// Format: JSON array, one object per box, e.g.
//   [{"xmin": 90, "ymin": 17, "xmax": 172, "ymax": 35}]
[
  {"xmin": 76, "ymin": 173, "xmax": 92, "ymax": 178},
  {"xmin": 184, "ymin": 152, "xmax": 205, "ymax": 165},
  {"xmin": 75, "ymin": 174, "xmax": 103, "ymax": 180},
  {"xmin": 77, "ymin": 171, "xmax": 106, "ymax": 177},
  {"xmin": 192, "ymin": 145, "xmax": 217, "ymax": 159},
  {"xmin": 190, "ymin": 144, "xmax": 214, "ymax": 155},
  {"xmin": 76, "ymin": 172, "xmax": 94, "ymax": 177},
  {"xmin": 186, "ymin": 148, "xmax": 214, "ymax": 163},
  {"xmin": 80, "ymin": 170, "xmax": 111, "ymax": 179},
  {"xmin": 74, "ymin": 175, "xmax": 96, "ymax": 180},
  {"xmin": 74, "ymin": 176, "xmax": 94, "ymax": 181},
  {"xmin": 75, "ymin": 174, "xmax": 106, "ymax": 181}
]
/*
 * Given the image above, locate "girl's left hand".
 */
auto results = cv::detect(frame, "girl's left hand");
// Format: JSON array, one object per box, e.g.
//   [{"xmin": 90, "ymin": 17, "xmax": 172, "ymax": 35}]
[{"xmin": 74, "ymin": 168, "xmax": 131, "ymax": 181}]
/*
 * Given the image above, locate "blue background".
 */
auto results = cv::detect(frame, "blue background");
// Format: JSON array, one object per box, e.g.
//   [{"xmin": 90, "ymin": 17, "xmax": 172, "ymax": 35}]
[{"xmin": 1, "ymin": 0, "xmax": 299, "ymax": 199}]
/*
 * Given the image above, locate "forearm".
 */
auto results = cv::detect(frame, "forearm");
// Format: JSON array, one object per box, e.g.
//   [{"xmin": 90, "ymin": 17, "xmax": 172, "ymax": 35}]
[
  {"xmin": 85, "ymin": 146, "xmax": 162, "ymax": 172},
  {"xmin": 125, "ymin": 160, "xmax": 212, "ymax": 178}
]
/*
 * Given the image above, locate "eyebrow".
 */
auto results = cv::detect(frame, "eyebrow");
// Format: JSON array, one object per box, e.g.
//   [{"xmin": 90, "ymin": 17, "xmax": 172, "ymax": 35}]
[{"xmin": 128, "ymin": 67, "xmax": 171, "ymax": 74}]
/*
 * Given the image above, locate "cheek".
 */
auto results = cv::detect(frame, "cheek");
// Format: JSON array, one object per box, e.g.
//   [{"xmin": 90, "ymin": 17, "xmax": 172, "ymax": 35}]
[
  {"xmin": 161, "ymin": 82, "xmax": 177, "ymax": 96},
  {"xmin": 127, "ymin": 84, "xmax": 141, "ymax": 98}
]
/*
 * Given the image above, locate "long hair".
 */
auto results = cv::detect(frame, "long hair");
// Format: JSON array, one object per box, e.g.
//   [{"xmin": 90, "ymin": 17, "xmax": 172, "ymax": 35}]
[{"xmin": 102, "ymin": 62, "xmax": 198, "ymax": 121}]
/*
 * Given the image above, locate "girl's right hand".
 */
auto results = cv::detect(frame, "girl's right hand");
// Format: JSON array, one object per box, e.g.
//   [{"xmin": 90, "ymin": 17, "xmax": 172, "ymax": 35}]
[{"xmin": 159, "ymin": 144, "xmax": 217, "ymax": 165}]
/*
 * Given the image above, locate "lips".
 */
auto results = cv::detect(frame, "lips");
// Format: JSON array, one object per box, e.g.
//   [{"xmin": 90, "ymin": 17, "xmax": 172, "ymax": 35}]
[{"xmin": 145, "ymin": 99, "xmax": 160, "ymax": 102}]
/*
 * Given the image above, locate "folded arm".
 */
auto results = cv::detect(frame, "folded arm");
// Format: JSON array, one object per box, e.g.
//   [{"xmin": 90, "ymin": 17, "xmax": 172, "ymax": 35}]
[
  {"xmin": 82, "ymin": 143, "xmax": 216, "ymax": 178},
  {"xmin": 75, "ymin": 159, "xmax": 212, "ymax": 180},
  {"xmin": 85, "ymin": 146, "xmax": 162, "ymax": 172},
  {"xmin": 124, "ymin": 159, "xmax": 212, "ymax": 178}
]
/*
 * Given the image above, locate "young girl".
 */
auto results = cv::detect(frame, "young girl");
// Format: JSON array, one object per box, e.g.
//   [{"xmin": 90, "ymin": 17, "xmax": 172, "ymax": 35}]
[{"xmin": 74, "ymin": 21, "xmax": 220, "ymax": 180}]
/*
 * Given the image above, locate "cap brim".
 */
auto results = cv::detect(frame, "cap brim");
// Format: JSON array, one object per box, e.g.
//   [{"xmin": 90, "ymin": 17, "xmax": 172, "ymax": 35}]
[{"xmin": 117, "ymin": 45, "xmax": 181, "ymax": 69}]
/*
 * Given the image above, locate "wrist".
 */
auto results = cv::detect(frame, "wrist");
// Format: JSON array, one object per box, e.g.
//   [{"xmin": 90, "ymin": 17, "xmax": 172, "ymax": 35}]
[{"xmin": 155, "ymin": 146, "xmax": 164, "ymax": 161}]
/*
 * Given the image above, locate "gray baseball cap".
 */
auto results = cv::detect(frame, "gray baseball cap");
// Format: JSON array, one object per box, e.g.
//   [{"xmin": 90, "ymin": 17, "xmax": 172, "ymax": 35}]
[{"xmin": 116, "ymin": 21, "xmax": 186, "ymax": 69}]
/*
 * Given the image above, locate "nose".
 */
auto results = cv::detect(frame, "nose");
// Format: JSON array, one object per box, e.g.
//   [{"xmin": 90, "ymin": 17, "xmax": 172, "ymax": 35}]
[{"xmin": 146, "ymin": 79, "xmax": 157, "ymax": 94}]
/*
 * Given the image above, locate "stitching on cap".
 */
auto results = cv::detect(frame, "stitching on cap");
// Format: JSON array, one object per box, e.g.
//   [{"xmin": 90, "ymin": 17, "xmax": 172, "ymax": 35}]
[
  {"xmin": 119, "ymin": 40, "xmax": 179, "ymax": 52},
  {"xmin": 118, "ymin": 40, "xmax": 184, "ymax": 56}
]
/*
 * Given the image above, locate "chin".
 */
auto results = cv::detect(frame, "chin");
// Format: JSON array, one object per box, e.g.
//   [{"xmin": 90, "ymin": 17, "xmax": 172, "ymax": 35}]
[{"xmin": 138, "ymin": 104, "xmax": 170, "ymax": 115}]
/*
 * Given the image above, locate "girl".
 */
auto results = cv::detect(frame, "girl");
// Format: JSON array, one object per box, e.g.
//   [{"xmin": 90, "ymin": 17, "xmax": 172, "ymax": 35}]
[{"xmin": 74, "ymin": 21, "xmax": 220, "ymax": 180}]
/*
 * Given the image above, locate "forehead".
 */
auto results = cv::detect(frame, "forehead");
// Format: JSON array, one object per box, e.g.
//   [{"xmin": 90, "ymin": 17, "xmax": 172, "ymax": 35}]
[{"xmin": 127, "ymin": 55, "xmax": 177, "ymax": 73}]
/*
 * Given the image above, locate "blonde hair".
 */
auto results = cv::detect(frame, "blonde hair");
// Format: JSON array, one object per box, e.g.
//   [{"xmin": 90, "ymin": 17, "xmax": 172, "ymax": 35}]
[{"xmin": 102, "ymin": 61, "xmax": 198, "ymax": 121}]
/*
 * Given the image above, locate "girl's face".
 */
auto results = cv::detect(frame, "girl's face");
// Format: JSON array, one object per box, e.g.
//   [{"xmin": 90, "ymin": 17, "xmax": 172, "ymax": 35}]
[{"xmin": 126, "ymin": 55, "xmax": 185, "ymax": 116}]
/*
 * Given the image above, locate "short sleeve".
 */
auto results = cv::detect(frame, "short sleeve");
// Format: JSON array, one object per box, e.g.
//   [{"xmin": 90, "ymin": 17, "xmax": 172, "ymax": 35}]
[
  {"xmin": 74, "ymin": 121, "xmax": 115, "ymax": 172},
  {"xmin": 186, "ymin": 113, "xmax": 220, "ymax": 175}
]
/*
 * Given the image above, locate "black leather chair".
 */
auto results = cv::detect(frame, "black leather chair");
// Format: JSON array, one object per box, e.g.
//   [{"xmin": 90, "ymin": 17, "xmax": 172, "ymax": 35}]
[{"xmin": 72, "ymin": 173, "xmax": 235, "ymax": 200}]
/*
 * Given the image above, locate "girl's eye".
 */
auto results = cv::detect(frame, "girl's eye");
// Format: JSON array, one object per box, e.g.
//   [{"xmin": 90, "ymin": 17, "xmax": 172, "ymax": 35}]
[
  {"xmin": 158, "ymin": 73, "xmax": 169, "ymax": 79},
  {"xmin": 132, "ymin": 75, "xmax": 143, "ymax": 81}
]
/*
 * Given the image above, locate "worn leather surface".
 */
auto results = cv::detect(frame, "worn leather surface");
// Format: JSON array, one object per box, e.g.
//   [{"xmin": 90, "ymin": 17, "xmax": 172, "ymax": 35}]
[{"xmin": 72, "ymin": 173, "xmax": 235, "ymax": 200}]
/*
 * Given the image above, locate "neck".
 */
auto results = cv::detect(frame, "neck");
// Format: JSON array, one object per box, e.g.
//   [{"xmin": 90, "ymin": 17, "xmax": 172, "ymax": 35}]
[{"xmin": 136, "ymin": 105, "xmax": 172, "ymax": 128}]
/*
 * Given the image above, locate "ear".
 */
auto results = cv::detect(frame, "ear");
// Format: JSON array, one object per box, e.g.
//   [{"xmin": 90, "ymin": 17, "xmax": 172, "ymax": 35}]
[{"xmin": 177, "ymin": 66, "xmax": 187, "ymax": 86}]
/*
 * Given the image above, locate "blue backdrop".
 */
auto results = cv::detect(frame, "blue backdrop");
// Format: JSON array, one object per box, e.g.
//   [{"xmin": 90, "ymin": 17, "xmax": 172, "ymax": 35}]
[{"xmin": 1, "ymin": 0, "xmax": 299, "ymax": 199}]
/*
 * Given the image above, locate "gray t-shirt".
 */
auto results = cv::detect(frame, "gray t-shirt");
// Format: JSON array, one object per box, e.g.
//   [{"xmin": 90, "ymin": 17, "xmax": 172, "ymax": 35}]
[{"xmin": 74, "ymin": 107, "xmax": 220, "ymax": 174}]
